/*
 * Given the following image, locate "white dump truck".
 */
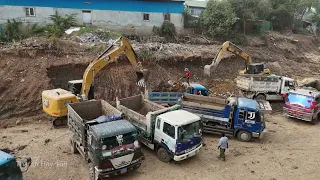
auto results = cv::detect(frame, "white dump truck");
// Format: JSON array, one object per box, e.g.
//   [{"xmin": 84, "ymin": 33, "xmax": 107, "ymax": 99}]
[
  {"xmin": 116, "ymin": 94, "xmax": 203, "ymax": 163},
  {"xmin": 236, "ymin": 74, "xmax": 297, "ymax": 101}
]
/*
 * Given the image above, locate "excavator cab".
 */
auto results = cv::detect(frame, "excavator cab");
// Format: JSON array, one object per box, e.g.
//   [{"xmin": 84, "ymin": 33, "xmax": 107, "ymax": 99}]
[
  {"xmin": 246, "ymin": 63, "xmax": 265, "ymax": 74},
  {"xmin": 68, "ymin": 80, "xmax": 94, "ymax": 100},
  {"xmin": 241, "ymin": 63, "xmax": 270, "ymax": 75}
]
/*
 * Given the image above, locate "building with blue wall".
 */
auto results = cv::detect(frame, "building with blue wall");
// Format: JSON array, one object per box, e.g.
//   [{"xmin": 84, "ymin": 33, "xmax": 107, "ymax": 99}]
[{"xmin": 0, "ymin": 0, "xmax": 185, "ymax": 35}]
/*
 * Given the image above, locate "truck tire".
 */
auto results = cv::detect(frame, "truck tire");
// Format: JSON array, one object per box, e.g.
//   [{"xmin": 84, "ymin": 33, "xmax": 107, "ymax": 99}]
[
  {"xmin": 237, "ymin": 130, "xmax": 252, "ymax": 142},
  {"xmin": 255, "ymin": 94, "xmax": 266, "ymax": 101},
  {"xmin": 53, "ymin": 118, "xmax": 62, "ymax": 127},
  {"xmin": 70, "ymin": 139, "xmax": 78, "ymax": 154},
  {"xmin": 157, "ymin": 147, "xmax": 171, "ymax": 163},
  {"xmin": 88, "ymin": 162, "xmax": 95, "ymax": 180}
]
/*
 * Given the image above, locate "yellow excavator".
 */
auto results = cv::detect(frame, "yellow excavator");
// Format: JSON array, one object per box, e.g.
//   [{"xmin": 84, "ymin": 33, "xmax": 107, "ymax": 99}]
[
  {"xmin": 204, "ymin": 41, "xmax": 270, "ymax": 76},
  {"xmin": 41, "ymin": 36, "xmax": 149, "ymax": 127}
]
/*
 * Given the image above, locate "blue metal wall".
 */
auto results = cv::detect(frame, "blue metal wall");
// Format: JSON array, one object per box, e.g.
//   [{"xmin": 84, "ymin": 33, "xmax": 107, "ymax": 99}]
[{"xmin": 0, "ymin": 0, "xmax": 184, "ymax": 13}]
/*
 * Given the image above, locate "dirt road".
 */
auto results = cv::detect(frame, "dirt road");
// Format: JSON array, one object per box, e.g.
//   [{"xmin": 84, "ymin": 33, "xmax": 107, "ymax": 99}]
[{"xmin": 1, "ymin": 113, "xmax": 319, "ymax": 180}]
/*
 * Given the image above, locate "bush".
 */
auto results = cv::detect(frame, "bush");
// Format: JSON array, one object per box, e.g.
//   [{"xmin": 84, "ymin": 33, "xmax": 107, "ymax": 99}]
[
  {"xmin": 45, "ymin": 11, "xmax": 77, "ymax": 37},
  {"xmin": 153, "ymin": 21, "xmax": 176, "ymax": 39},
  {"xmin": 200, "ymin": 0, "xmax": 236, "ymax": 37}
]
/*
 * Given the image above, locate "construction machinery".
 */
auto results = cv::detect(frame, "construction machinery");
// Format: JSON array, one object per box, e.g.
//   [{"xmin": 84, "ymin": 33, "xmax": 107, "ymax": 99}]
[
  {"xmin": 204, "ymin": 41, "xmax": 270, "ymax": 76},
  {"xmin": 41, "ymin": 36, "xmax": 150, "ymax": 127}
]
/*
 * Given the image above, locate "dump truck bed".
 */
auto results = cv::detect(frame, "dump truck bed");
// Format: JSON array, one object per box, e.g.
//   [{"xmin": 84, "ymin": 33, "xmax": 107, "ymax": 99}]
[
  {"xmin": 236, "ymin": 75, "xmax": 281, "ymax": 92},
  {"xmin": 116, "ymin": 94, "xmax": 182, "ymax": 137},
  {"xmin": 116, "ymin": 94, "xmax": 165, "ymax": 131},
  {"xmin": 68, "ymin": 100, "xmax": 122, "ymax": 146},
  {"xmin": 180, "ymin": 93, "xmax": 228, "ymax": 110},
  {"xmin": 146, "ymin": 91, "xmax": 183, "ymax": 105}
]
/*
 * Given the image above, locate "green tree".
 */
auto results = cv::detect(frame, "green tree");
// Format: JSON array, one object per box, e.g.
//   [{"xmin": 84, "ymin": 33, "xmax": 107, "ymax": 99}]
[
  {"xmin": 200, "ymin": 0, "xmax": 236, "ymax": 37},
  {"xmin": 228, "ymin": 0, "xmax": 272, "ymax": 20}
]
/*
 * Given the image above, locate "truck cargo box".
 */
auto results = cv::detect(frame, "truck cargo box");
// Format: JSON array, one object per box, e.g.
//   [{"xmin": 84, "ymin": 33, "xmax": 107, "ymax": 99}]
[
  {"xmin": 236, "ymin": 74, "xmax": 281, "ymax": 92},
  {"xmin": 68, "ymin": 100, "xmax": 122, "ymax": 146}
]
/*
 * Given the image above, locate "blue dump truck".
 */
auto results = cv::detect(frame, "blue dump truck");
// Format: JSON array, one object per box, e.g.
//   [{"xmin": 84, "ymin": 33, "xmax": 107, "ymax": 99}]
[
  {"xmin": 177, "ymin": 93, "xmax": 271, "ymax": 142},
  {"xmin": 147, "ymin": 83, "xmax": 209, "ymax": 106},
  {"xmin": 0, "ymin": 150, "xmax": 32, "ymax": 180}
]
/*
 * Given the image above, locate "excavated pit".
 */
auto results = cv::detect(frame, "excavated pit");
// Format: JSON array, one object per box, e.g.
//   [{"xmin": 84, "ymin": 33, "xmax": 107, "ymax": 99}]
[{"xmin": 45, "ymin": 56, "xmax": 244, "ymax": 101}]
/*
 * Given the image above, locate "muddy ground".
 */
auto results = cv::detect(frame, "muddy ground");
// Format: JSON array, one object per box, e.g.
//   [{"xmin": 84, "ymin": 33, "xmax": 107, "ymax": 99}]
[
  {"xmin": 1, "ymin": 31, "xmax": 320, "ymax": 179},
  {"xmin": 1, "ymin": 114, "xmax": 320, "ymax": 180}
]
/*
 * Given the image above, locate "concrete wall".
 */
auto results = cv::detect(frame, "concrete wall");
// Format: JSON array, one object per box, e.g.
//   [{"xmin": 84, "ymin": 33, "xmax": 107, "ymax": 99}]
[{"xmin": 0, "ymin": 6, "xmax": 183, "ymax": 35}]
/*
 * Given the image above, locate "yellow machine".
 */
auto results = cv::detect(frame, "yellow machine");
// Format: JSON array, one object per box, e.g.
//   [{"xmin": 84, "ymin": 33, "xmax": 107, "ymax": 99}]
[
  {"xmin": 42, "ymin": 37, "xmax": 149, "ymax": 127},
  {"xmin": 204, "ymin": 41, "xmax": 270, "ymax": 76}
]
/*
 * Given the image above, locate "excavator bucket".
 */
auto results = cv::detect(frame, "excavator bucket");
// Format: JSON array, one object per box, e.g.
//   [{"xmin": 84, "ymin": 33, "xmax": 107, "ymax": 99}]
[
  {"xmin": 204, "ymin": 64, "xmax": 215, "ymax": 77},
  {"xmin": 136, "ymin": 69, "xmax": 150, "ymax": 87}
]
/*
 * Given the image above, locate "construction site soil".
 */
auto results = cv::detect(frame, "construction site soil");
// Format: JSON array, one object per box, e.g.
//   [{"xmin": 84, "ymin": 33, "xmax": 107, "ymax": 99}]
[
  {"xmin": 1, "ymin": 32, "xmax": 319, "ymax": 120},
  {"xmin": 0, "ymin": 32, "xmax": 320, "ymax": 179}
]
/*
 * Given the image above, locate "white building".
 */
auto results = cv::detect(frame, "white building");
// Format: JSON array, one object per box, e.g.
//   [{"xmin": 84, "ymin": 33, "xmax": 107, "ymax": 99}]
[
  {"xmin": 0, "ymin": 0, "xmax": 185, "ymax": 35},
  {"xmin": 185, "ymin": 0, "xmax": 206, "ymax": 17}
]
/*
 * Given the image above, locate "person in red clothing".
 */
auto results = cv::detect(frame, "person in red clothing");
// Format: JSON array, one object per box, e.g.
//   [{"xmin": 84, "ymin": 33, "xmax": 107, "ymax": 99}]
[{"xmin": 184, "ymin": 68, "xmax": 190, "ymax": 85}]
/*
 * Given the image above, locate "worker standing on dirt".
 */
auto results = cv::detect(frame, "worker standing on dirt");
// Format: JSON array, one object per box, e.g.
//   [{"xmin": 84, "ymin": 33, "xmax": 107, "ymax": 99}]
[
  {"xmin": 184, "ymin": 68, "xmax": 190, "ymax": 85},
  {"xmin": 218, "ymin": 133, "xmax": 228, "ymax": 161}
]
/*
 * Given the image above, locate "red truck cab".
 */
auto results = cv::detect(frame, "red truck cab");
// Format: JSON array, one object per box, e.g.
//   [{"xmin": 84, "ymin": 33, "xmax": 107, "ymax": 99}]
[{"xmin": 283, "ymin": 88, "xmax": 320, "ymax": 124}]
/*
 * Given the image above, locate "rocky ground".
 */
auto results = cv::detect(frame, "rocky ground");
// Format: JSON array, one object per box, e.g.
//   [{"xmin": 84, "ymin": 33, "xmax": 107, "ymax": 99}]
[{"xmin": 1, "ymin": 113, "xmax": 320, "ymax": 180}]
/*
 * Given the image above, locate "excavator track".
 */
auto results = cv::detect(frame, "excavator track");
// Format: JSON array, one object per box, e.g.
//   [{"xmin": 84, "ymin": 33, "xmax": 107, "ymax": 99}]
[{"xmin": 52, "ymin": 117, "xmax": 68, "ymax": 128}]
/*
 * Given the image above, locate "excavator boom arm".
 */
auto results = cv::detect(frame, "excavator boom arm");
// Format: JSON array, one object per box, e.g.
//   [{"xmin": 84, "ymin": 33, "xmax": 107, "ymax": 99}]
[
  {"xmin": 80, "ymin": 37, "xmax": 148, "ymax": 99},
  {"xmin": 204, "ymin": 41, "xmax": 252, "ymax": 76}
]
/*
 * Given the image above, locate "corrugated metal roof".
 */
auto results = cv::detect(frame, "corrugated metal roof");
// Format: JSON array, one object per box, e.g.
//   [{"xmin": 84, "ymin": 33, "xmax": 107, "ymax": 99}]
[
  {"xmin": 91, "ymin": 120, "xmax": 136, "ymax": 138},
  {"xmin": 185, "ymin": 0, "xmax": 206, "ymax": 8}
]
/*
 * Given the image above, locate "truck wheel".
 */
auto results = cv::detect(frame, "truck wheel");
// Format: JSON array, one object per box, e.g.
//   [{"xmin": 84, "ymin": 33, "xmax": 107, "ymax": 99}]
[
  {"xmin": 237, "ymin": 131, "xmax": 252, "ymax": 142},
  {"xmin": 70, "ymin": 139, "xmax": 78, "ymax": 154},
  {"xmin": 255, "ymin": 94, "xmax": 266, "ymax": 101},
  {"xmin": 157, "ymin": 147, "xmax": 171, "ymax": 163}
]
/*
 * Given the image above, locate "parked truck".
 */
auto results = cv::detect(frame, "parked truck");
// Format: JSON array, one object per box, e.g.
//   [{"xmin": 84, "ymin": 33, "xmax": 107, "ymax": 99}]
[
  {"xmin": 177, "ymin": 93, "xmax": 271, "ymax": 142},
  {"xmin": 116, "ymin": 94, "xmax": 203, "ymax": 163},
  {"xmin": 283, "ymin": 79, "xmax": 320, "ymax": 124},
  {"xmin": 68, "ymin": 100, "xmax": 143, "ymax": 179},
  {"xmin": 236, "ymin": 74, "xmax": 297, "ymax": 101},
  {"xmin": 0, "ymin": 150, "xmax": 31, "ymax": 180},
  {"xmin": 146, "ymin": 83, "xmax": 209, "ymax": 106}
]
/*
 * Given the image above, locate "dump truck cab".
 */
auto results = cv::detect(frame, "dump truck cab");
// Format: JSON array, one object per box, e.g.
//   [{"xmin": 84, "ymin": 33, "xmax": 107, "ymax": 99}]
[
  {"xmin": 155, "ymin": 110, "xmax": 202, "ymax": 161},
  {"xmin": 186, "ymin": 83, "xmax": 209, "ymax": 96},
  {"xmin": 232, "ymin": 98, "xmax": 266, "ymax": 140},
  {"xmin": 0, "ymin": 150, "xmax": 31, "ymax": 180},
  {"xmin": 87, "ymin": 120, "xmax": 143, "ymax": 178},
  {"xmin": 0, "ymin": 151, "xmax": 23, "ymax": 180},
  {"xmin": 284, "ymin": 88, "xmax": 320, "ymax": 123}
]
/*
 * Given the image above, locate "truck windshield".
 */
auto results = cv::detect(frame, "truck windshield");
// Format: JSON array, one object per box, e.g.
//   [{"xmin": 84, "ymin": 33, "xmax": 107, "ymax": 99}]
[
  {"xmin": 101, "ymin": 132, "xmax": 137, "ymax": 158},
  {"xmin": 0, "ymin": 160, "xmax": 23, "ymax": 180},
  {"xmin": 286, "ymin": 93, "xmax": 314, "ymax": 107},
  {"xmin": 178, "ymin": 121, "xmax": 201, "ymax": 141}
]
